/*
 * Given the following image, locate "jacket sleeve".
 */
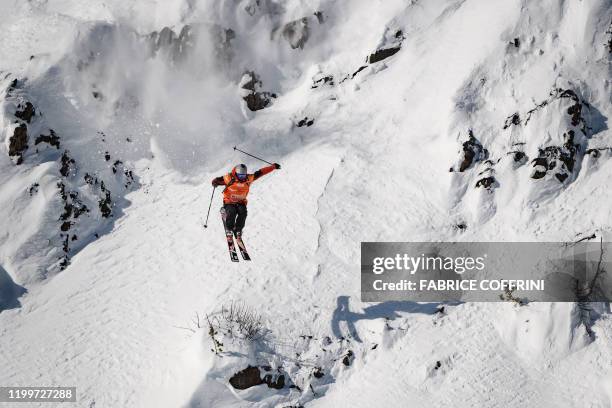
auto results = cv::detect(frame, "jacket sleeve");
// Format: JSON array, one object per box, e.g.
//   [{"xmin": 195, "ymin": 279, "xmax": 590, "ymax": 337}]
[
  {"xmin": 212, "ymin": 176, "xmax": 226, "ymax": 186},
  {"xmin": 253, "ymin": 165, "xmax": 275, "ymax": 181}
]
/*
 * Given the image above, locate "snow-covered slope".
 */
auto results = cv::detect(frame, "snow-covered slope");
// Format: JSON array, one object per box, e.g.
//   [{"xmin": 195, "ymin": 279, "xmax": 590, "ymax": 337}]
[{"xmin": 0, "ymin": 0, "xmax": 611, "ymax": 407}]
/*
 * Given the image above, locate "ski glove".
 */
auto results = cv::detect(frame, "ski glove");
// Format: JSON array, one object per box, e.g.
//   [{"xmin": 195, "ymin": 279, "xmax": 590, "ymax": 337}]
[{"xmin": 274, "ymin": 163, "xmax": 281, "ymax": 169}]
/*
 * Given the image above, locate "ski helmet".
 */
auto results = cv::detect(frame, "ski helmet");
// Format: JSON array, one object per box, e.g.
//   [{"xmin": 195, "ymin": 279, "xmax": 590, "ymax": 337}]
[{"xmin": 234, "ymin": 164, "xmax": 247, "ymax": 181}]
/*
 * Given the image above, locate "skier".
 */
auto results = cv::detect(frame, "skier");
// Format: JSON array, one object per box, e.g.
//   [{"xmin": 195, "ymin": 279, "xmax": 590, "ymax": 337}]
[{"xmin": 211, "ymin": 163, "xmax": 281, "ymax": 237}]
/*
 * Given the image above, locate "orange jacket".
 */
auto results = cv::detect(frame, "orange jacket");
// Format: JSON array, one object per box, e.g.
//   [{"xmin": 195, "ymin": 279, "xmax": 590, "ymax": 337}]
[{"xmin": 212, "ymin": 165, "xmax": 276, "ymax": 204}]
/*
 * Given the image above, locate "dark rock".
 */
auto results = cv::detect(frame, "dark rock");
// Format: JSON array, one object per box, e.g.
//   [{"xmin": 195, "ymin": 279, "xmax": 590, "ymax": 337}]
[
  {"xmin": 29, "ymin": 183, "xmax": 39, "ymax": 196},
  {"xmin": 312, "ymin": 75, "xmax": 334, "ymax": 88},
  {"xmin": 60, "ymin": 151, "xmax": 76, "ymax": 177},
  {"xmin": 149, "ymin": 25, "xmax": 196, "ymax": 63},
  {"xmin": 62, "ymin": 234, "xmax": 70, "ymax": 253},
  {"xmin": 531, "ymin": 131, "xmax": 580, "ymax": 182},
  {"xmin": 513, "ymin": 151, "xmax": 526, "ymax": 162},
  {"xmin": 434, "ymin": 361, "xmax": 442, "ymax": 370},
  {"xmin": 475, "ymin": 176, "xmax": 496, "ymax": 189},
  {"xmin": 58, "ymin": 183, "xmax": 89, "ymax": 222},
  {"xmin": 586, "ymin": 148, "xmax": 600, "ymax": 158},
  {"xmin": 241, "ymin": 72, "xmax": 276, "ymax": 111},
  {"xmin": 458, "ymin": 130, "xmax": 488, "ymax": 172},
  {"xmin": 297, "ymin": 117, "xmax": 314, "ymax": 127},
  {"xmin": 99, "ymin": 181, "xmax": 112, "ymax": 218},
  {"xmin": 314, "ymin": 11, "xmax": 324, "ymax": 24},
  {"xmin": 503, "ymin": 112, "xmax": 521, "ymax": 129},
  {"xmin": 212, "ymin": 26, "xmax": 235, "ymax": 65},
  {"xmin": 312, "ymin": 367, "xmax": 324, "ymax": 378},
  {"xmin": 342, "ymin": 350, "xmax": 354, "ymax": 366},
  {"xmin": 92, "ymin": 91, "xmax": 103, "ymax": 100},
  {"xmin": 351, "ymin": 65, "xmax": 368, "ymax": 79},
  {"xmin": 454, "ymin": 223, "xmax": 467, "ymax": 231},
  {"xmin": 112, "ymin": 160, "xmax": 122, "ymax": 174},
  {"xmin": 8, "ymin": 124, "xmax": 28, "ymax": 164},
  {"xmin": 60, "ymin": 221, "xmax": 71, "ymax": 231},
  {"xmin": 15, "ymin": 102, "xmax": 35, "ymax": 123},
  {"xmin": 84, "ymin": 173, "xmax": 95, "ymax": 185},
  {"xmin": 229, "ymin": 366, "xmax": 285, "ymax": 390},
  {"xmin": 513, "ymin": 38, "xmax": 520, "ymax": 48},
  {"xmin": 368, "ymin": 46, "xmax": 401, "ymax": 64},
  {"xmin": 35, "ymin": 129, "xmax": 60, "ymax": 149},
  {"xmin": 104, "ymin": 152, "xmax": 111, "ymax": 161},
  {"xmin": 59, "ymin": 255, "xmax": 70, "ymax": 270},
  {"xmin": 282, "ymin": 18, "xmax": 310, "ymax": 49}
]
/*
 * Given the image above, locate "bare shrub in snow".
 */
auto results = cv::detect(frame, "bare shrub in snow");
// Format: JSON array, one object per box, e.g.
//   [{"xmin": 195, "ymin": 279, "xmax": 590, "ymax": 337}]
[{"xmin": 220, "ymin": 301, "xmax": 265, "ymax": 341}]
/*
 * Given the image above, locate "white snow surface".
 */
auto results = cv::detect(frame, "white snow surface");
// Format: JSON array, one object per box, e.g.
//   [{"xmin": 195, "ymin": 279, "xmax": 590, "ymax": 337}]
[{"xmin": 0, "ymin": 0, "xmax": 611, "ymax": 407}]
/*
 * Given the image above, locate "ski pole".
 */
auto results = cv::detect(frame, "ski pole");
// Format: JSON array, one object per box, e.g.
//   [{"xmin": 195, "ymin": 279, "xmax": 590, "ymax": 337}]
[
  {"xmin": 203, "ymin": 186, "xmax": 216, "ymax": 228},
  {"xmin": 233, "ymin": 146, "xmax": 274, "ymax": 165}
]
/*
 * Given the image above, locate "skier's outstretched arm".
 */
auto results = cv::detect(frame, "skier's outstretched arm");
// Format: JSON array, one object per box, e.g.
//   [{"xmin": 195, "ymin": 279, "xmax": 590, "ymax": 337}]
[
  {"xmin": 211, "ymin": 176, "xmax": 226, "ymax": 186},
  {"xmin": 253, "ymin": 163, "xmax": 281, "ymax": 181}
]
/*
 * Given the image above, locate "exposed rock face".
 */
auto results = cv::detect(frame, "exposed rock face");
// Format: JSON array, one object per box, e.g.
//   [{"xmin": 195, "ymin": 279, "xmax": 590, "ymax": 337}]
[
  {"xmin": 530, "ymin": 130, "xmax": 579, "ymax": 182},
  {"xmin": 368, "ymin": 46, "xmax": 401, "ymax": 64},
  {"xmin": 457, "ymin": 130, "xmax": 488, "ymax": 172},
  {"xmin": 282, "ymin": 18, "xmax": 310, "ymax": 49},
  {"xmin": 521, "ymin": 89, "xmax": 596, "ymax": 183},
  {"xmin": 8, "ymin": 124, "xmax": 28, "ymax": 164},
  {"xmin": 148, "ymin": 25, "xmax": 195, "ymax": 63},
  {"xmin": 15, "ymin": 101, "xmax": 35, "ymax": 123},
  {"xmin": 240, "ymin": 71, "xmax": 277, "ymax": 111},
  {"xmin": 475, "ymin": 176, "xmax": 496, "ymax": 189},
  {"xmin": 342, "ymin": 349, "xmax": 354, "ymax": 366},
  {"xmin": 311, "ymin": 75, "xmax": 334, "ymax": 89},
  {"xmin": 367, "ymin": 29, "xmax": 404, "ymax": 63},
  {"xmin": 60, "ymin": 151, "xmax": 77, "ymax": 177},
  {"xmin": 99, "ymin": 181, "xmax": 113, "ymax": 218},
  {"xmin": 212, "ymin": 26, "xmax": 235, "ymax": 65},
  {"xmin": 229, "ymin": 366, "xmax": 286, "ymax": 390},
  {"xmin": 35, "ymin": 129, "xmax": 60, "ymax": 149}
]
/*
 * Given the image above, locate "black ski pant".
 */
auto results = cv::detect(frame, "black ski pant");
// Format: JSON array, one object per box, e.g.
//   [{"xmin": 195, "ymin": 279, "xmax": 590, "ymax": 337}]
[{"xmin": 224, "ymin": 203, "xmax": 247, "ymax": 233}]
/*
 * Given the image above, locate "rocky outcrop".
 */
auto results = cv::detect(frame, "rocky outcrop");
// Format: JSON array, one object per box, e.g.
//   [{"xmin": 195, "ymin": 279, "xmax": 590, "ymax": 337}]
[
  {"xmin": 240, "ymin": 71, "xmax": 277, "ymax": 111},
  {"xmin": 282, "ymin": 18, "xmax": 310, "ymax": 49},
  {"xmin": 454, "ymin": 130, "xmax": 488, "ymax": 172},
  {"xmin": 15, "ymin": 101, "xmax": 35, "ymax": 123},
  {"xmin": 530, "ymin": 130, "xmax": 580, "ymax": 182},
  {"xmin": 8, "ymin": 124, "xmax": 28, "ymax": 164},
  {"xmin": 59, "ymin": 151, "xmax": 77, "ymax": 177},
  {"xmin": 229, "ymin": 366, "xmax": 286, "ymax": 390},
  {"xmin": 35, "ymin": 129, "xmax": 60, "ymax": 149},
  {"xmin": 297, "ymin": 117, "xmax": 314, "ymax": 127},
  {"xmin": 367, "ymin": 29, "xmax": 404, "ymax": 64},
  {"xmin": 148, "ymin": 25, "xmax": 194, "ymax": 62}
]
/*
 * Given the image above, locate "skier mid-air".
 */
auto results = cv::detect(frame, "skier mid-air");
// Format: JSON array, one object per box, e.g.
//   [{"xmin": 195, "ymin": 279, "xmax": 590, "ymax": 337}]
[{"xmin": 211, "ymin": 162, "xmax": 280, "ymax": 261}]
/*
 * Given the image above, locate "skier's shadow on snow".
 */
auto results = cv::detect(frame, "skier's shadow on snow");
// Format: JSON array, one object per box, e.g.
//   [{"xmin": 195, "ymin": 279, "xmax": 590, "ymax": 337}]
[{"xmin": 331, "ymin": 296, "xmax": 445, "ymax": 342}]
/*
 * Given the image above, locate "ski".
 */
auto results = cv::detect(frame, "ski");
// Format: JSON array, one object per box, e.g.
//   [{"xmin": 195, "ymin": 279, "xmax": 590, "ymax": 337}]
[
  {"xmin": 220, "ymin": 208, "xmax": 239, "ymax": 262},
  {"xmin": 234, "ymin": 234, "xmax": 251, "ymax": 261},
  {"xmin": 225, "ymin": 232, "xmax": 239, "ymax": 262}
]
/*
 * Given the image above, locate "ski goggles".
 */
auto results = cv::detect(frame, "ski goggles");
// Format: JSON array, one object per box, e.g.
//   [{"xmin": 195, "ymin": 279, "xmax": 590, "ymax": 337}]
[{"xmin": 236, "ymin": 173, "xmax": 247, "ymax": 181}]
